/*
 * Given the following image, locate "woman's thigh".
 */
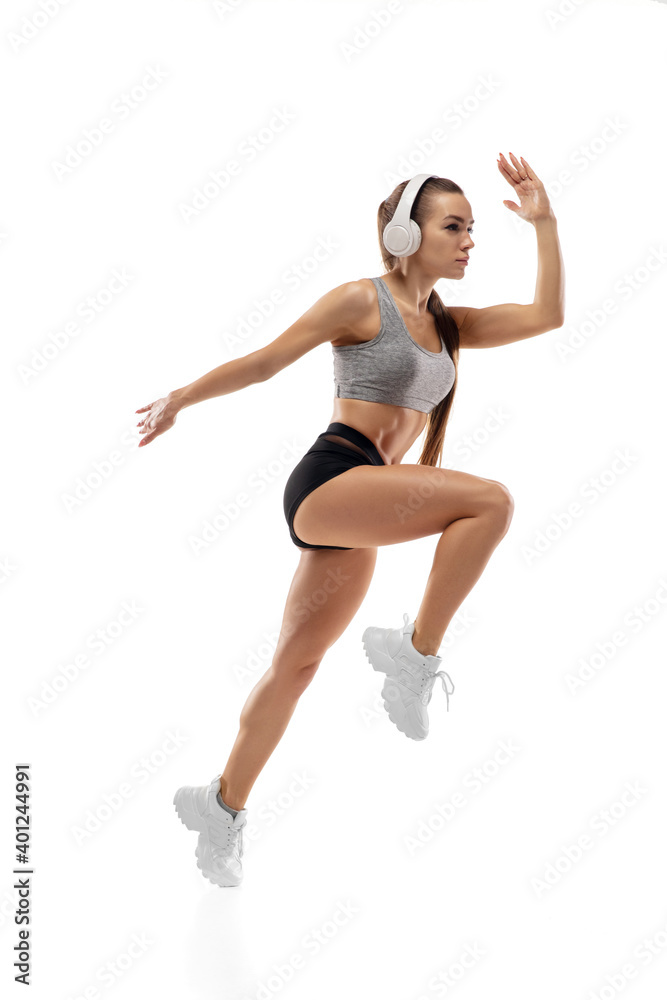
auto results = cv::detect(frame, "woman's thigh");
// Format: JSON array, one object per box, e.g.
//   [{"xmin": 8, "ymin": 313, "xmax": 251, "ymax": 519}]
[
  {"xmin": 293, "ymin": 463, "xmax": 512, "ymax": 549},
  {"xmin": 273, "ymin": 545, "xmax": 378, "ymax": 671}
]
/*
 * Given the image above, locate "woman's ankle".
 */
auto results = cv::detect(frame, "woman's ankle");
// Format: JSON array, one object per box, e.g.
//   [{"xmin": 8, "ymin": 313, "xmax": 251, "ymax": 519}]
[
  {"xmin": 411, "ymin": 625, "xmax": 440, "ymax": 658},
  {"xmin": 219, "ymin": 778, "xmax": 245, "ymax": 812}
]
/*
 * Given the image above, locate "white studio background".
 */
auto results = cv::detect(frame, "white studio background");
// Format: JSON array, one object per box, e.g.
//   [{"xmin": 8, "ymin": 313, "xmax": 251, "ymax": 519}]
[{"xmin": 2, "ymin": 1, "xmax": 667, "ymax": 998}]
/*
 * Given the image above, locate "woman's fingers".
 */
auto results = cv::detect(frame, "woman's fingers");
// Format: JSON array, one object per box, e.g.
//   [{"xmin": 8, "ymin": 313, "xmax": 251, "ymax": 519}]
[
  {"xmin": 497, "ymin": 153, "xmax": 520, "ymax": 187},
  {"xmin": 136, "ymin": 400, "xmax": 157, "ymax": 432},
  {"xmin": 138, "ymin": 421, "xmax": 159, "ymax": 446},
  {"xmin": 508, "ymin": 152, "xmax": 538, "ymax": 183},
  {"xmin": 136, "ymin": 399, "xmax": 177, "ymax": 447},
  {"xmin": 500, "ymin": 151, "xmax": 535, "ymax": 184},
  {"xmin": 135, "ymin": 394, "xmax": 179, "ymax": 447},
  {"xmin": 508, "ymin": 151, "xmax": 524, "ymax": 173},
  {"xmin": 518, "ymin": 155, "xmax": 540, "ymax": 182}
]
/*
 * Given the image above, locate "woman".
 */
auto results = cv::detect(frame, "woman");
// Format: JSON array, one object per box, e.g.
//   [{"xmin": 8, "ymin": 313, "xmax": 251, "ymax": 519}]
[{"xmin": 136, "ymin": 153, "xmax": 564, "ymax": 888}]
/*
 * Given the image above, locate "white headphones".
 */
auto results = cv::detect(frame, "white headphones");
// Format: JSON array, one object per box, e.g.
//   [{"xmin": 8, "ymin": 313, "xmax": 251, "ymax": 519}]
[{"xmin": 382, "ymin": 173, "xmax": 437, "ymax": 257}]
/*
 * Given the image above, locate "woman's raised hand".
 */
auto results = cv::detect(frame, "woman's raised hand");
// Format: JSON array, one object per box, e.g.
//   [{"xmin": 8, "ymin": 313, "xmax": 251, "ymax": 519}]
[
  {"xmin": 135, "ymin": 393, "xmax": 180, "ymax": 447},
  {"xmin": 497, "ymin": 152, "xmax": 553, "ymax": 223}
]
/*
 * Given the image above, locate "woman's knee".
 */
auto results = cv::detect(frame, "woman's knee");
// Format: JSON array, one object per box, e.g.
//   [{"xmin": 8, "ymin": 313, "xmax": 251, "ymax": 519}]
[
  {"xmin": 269, "ymin": 656, "xmax": 322, "ymax": 694},
  {"xmin": 480, "ymin": 480, "xmax": 514, "ymax": 529}
]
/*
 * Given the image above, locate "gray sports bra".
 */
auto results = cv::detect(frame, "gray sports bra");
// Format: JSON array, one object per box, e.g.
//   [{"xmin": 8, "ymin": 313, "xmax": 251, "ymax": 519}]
[{"xmin": 332, "ymin": 276, "xmax": 455, "ymax": 413}]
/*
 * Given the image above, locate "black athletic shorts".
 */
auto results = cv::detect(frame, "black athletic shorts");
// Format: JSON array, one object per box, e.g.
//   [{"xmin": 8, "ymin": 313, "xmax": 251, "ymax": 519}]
[{"xmin": 283, "ymin": 421, "xmax": 385, "ymax": 550}]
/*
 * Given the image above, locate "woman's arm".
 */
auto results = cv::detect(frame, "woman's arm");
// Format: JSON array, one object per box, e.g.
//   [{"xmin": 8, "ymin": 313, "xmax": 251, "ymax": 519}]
[
  {"xmin": 136, "ymin": 281, "xmax": 368, "ymax": 447},
  {"xmin": 452, "ymin": 152, "xmax": 565, "ymax": 349},
  {"xmin": 453, "ymin": 213, "xmax": 565, "ymax": 349},
  {"xmin": 533, "ymin": 212, "xmax": 565, "ymax": 320},
  {"xmin": 135, "ymin": 353, "xmax": 263, "ymax": 448},
  {"xmin": 166, "ymin": 281, "xmax": 367, "ymax": 410},
  {"xmin": 169, "ymin": 352, "xmax": 264, "ymax": 410}
]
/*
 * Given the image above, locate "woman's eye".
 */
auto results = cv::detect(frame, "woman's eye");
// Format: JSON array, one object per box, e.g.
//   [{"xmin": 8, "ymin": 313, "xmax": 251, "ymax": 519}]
[{"xmin": 446, "ymin": 224, "xmax": 474, "ymax": 233}]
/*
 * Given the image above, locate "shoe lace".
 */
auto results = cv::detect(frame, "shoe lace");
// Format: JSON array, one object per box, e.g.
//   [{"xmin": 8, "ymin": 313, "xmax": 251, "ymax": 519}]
[
  {"xmin": 400, "ymin": 613, "xmax": 455, "ymax": 710},
  {"xmin": 397, "ymin": 658, "xmax": 456, "ymax": 710},
  {"xmin": 428, "ymin": 668, "xmax": 455, "ymax": 711},
  {"xmin": 210, "ymin": 814, "xmax": 246, "ymax": 859}
]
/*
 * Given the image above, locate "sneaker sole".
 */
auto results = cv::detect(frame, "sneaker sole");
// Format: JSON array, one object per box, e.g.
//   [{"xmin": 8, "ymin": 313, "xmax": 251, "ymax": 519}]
[
  {"xmin": 362, "ymin": 629, "xmax": 427, "ymax": 741},
  {"xmin": 173, "ymin": 790, "xmax": 242, "ymax": 888}
]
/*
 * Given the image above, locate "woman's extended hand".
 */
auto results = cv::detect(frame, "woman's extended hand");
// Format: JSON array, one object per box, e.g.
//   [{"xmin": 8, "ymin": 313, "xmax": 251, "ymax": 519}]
[
  {"xmin": 497, "ymin": 152, "xmax": 553, "ymax": 223},
  {"xmin": 135, "ymin": 392, "xmax": 181, "ymax": 447}
]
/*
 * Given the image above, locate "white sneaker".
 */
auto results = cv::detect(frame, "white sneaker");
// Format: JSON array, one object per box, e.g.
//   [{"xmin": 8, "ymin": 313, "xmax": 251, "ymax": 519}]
[
  {"xmin": 173, "ymin": 774, "xmax": 247, "ymax": 887},
  {"xmin": 362, "ymin": 612, "xmax": 454, "ymax": 741}
]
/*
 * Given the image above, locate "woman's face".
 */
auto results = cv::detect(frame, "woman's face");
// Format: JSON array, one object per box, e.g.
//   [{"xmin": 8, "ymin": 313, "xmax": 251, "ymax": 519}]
[{"xmin": 417, "ymin": 192, "xmax": 475, "ymax": 279}]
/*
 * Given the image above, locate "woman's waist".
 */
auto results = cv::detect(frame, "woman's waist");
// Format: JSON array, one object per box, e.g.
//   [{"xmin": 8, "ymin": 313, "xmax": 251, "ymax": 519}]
[{"xmin": 329, "ymin": 399, "xmax": 427, "ymax": 465}]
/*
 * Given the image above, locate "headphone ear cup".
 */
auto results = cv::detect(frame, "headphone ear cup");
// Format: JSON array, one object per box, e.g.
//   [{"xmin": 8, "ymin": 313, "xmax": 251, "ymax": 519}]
[
  {"xmin": 383, "ymin": 219, "xmax": 423, "ymax": 257},
  {"xmin": 383, "ymin": 224, "xmax": 407, "ymax": 256}
]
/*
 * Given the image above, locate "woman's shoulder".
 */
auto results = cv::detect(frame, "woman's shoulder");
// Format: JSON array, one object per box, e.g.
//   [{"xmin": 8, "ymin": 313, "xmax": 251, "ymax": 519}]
[{"xmin": 329, "ymin": 279, "xmax": 381, "ymax": 348}]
